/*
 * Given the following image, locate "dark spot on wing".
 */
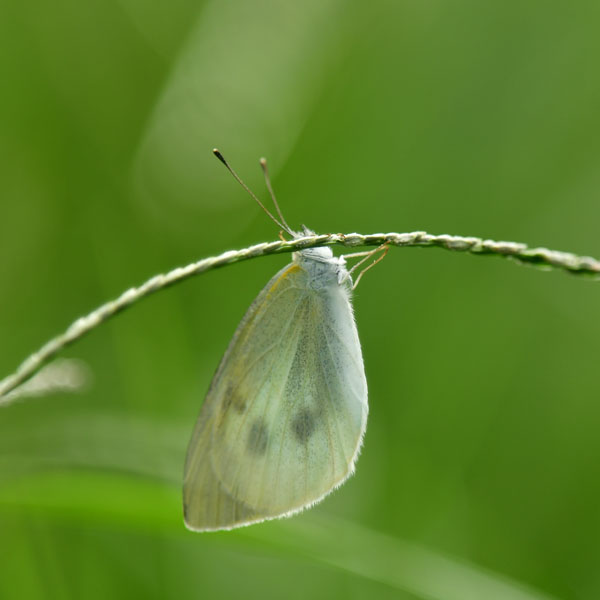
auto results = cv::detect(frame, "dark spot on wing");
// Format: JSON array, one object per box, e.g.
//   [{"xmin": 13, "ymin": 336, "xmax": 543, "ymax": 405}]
[
  {"xmin": 232, "ymin": 394, "xmax": 247, "ymax": 413},
  {"xmin": 292, "ymin": 408, "xmax": 316, "ymax": 443},
  {"xmin": 220, "ymin": 394, "xmax": 232, "ymax": 413},
  {"xmin": 221, "ymin": 385, "xmax": 247, "ymax": 417},
  {"xmin": 247, "ymin": 419, "xmax": 269, "ymax": 455}
]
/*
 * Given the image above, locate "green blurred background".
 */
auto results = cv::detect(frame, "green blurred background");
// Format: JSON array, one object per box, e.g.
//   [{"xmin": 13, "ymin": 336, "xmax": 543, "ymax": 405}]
[{"xmin": 2, "ymin": 0, "xmax": 600, "ymax": 598}]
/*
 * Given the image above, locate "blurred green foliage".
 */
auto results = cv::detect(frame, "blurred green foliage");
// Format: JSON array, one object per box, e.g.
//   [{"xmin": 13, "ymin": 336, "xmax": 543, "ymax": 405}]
[{"xmin": 1, "ymin": 0, "xmax": 600, "ymax": 598}]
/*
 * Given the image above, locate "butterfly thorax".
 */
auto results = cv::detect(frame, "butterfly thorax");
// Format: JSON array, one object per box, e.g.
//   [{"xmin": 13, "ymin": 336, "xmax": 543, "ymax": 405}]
[{"xmin": 293, "ymin": 247, "xmax": 349, "ymax": 290}]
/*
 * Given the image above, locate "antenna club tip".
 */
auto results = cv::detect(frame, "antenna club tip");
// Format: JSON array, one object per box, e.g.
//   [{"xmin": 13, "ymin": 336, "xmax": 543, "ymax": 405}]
[
  {"xmin": 212, "ymin": 149, "xmax": 227, "ymax": 165},
  {"xmin": 259, "ymin": 157, "xmax": 267, "ymax": 165}
]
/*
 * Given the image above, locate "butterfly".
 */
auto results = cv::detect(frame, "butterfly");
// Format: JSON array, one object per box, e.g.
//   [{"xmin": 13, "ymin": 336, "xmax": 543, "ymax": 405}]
[{"xmin": 183, "ymin": 151, "xmax": 384, "ymax": 531}]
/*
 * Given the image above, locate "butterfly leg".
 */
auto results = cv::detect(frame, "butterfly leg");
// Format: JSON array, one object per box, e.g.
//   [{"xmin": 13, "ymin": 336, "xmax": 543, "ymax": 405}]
[{"xmin": 345, "ymin": 243, "xmax": 389, "ymax": 290}]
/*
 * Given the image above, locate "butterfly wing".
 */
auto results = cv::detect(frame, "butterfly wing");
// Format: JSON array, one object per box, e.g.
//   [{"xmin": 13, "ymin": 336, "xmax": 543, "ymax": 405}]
[{"xmin": 183, "ymin": 261, "xmax": 368, "ymax": 531}]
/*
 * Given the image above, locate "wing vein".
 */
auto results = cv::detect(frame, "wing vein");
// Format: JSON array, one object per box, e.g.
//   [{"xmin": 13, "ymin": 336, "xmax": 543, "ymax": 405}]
[
  {"xmin": 215, "ymin": 291, "xmax": 308, "ymax": 511},
  {"xmin": 256, "ymin": 298, "xmax": 308, "ymax": 510},
  {"xmin": 324, "ymin": 321, "xmax": 363, "ymax": 372},
  {"xmin": 270, "ymin": 298, "xmax": 310, "ymax": 510},
  {"xmin": 320, "ymin": 320, "xmax": 351, "ymax": 466}
]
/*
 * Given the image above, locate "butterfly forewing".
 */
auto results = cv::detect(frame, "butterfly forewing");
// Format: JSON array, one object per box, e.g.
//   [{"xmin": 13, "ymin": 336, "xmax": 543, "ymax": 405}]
[{"xmin": 184, "ymin": 257, "xmax": 367, "ymax": 531}]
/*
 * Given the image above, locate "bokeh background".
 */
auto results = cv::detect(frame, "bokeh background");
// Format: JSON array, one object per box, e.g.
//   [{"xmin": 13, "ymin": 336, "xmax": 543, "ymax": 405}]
[{"xmin": 2, "ymin": 1, "xmax": 600, "ymax": 598}]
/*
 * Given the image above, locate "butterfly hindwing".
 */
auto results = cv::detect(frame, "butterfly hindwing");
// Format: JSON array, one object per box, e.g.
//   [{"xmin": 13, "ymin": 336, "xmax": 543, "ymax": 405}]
[{"xmin": 183, "ymin": 259, "xmax": 367, "ymax": 531}]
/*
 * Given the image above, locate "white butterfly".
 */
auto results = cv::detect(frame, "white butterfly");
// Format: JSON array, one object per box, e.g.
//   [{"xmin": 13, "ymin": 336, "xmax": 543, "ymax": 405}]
[{"xmin": 183, "ymin": 151, "xmax": 375, "ymax": 531}]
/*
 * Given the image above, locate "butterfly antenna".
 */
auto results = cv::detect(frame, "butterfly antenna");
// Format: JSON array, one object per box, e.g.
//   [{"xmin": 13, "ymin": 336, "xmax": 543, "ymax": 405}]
[
  {"xmin": 259, "ymin": 157, "xmax": 293, "ymax": 234},
  {"xmin": 213, "ymin": 149, "xmax": 292, "ymax": 234}
]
